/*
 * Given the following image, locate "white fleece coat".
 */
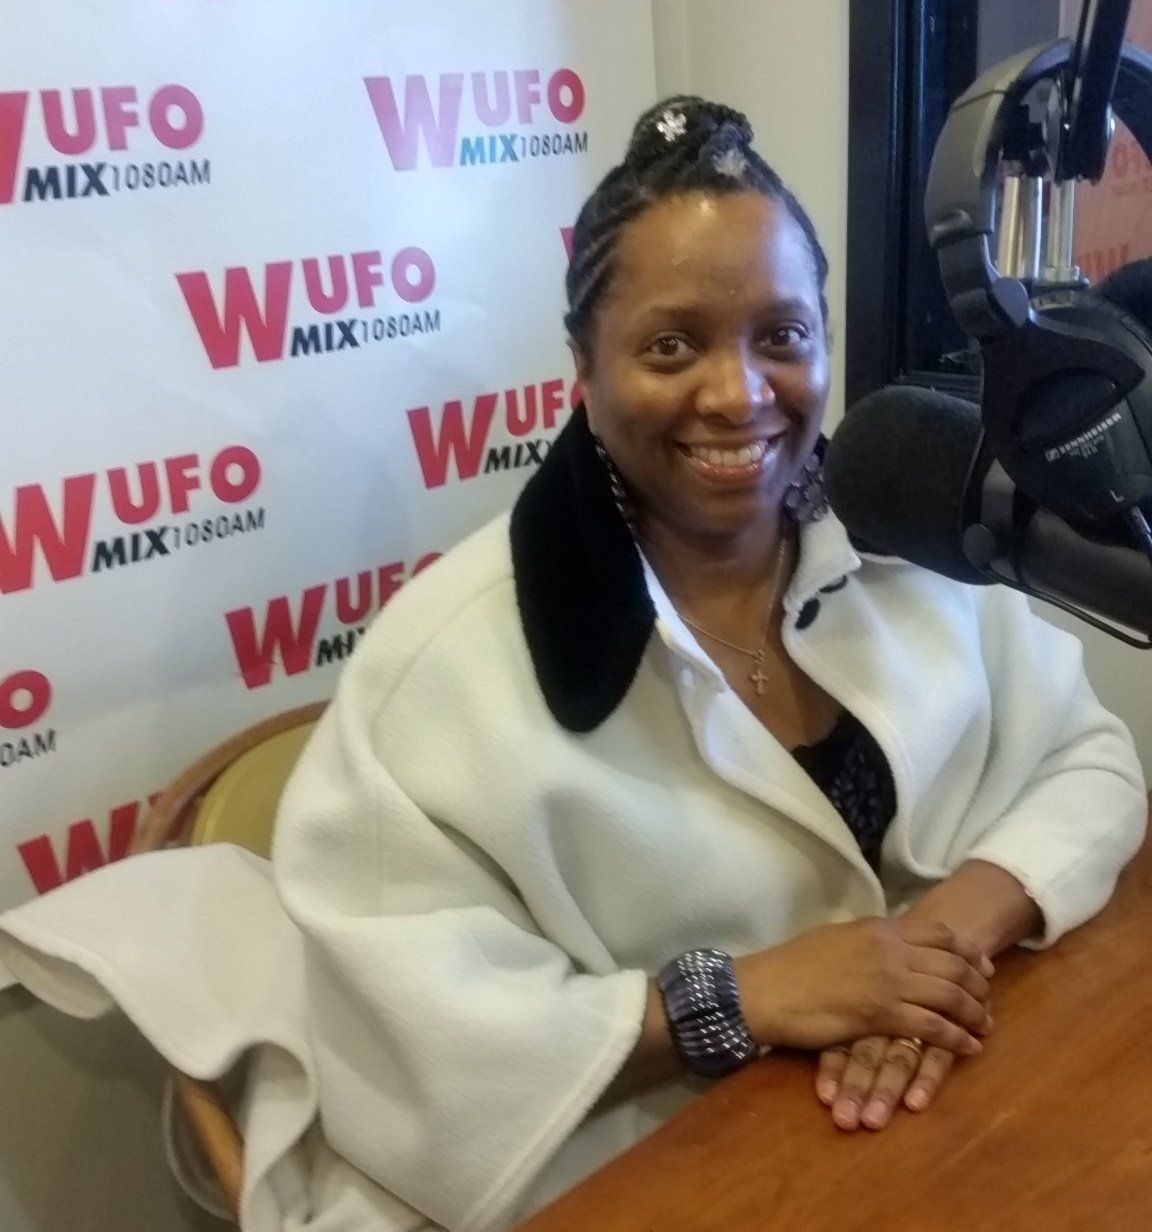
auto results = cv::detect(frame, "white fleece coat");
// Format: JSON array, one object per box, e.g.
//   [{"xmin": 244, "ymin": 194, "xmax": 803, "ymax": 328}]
[{"xmin": 273, "ymin": 509, "xmax": 1146, "ymax": 1232}]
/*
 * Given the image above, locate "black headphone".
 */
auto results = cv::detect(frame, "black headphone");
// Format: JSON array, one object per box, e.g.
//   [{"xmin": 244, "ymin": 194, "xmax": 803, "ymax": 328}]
[{"xmin": 925, "ymin": 39, "xmax": 1152, "ymax": 530}]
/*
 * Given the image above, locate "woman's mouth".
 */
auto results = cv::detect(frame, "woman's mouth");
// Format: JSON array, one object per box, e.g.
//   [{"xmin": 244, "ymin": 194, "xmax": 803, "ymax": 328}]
[{"xmin": 676, "ymin": 437, "xmax": 780, "ymax": 482}]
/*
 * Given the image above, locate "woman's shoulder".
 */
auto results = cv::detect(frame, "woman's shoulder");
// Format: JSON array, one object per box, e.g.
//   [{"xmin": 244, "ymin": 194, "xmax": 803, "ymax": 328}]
[
  {"xmin": 347, "ymin": 511, "xmax": 521, "ymax": 691},
  {"xmin": 399, "ymin": 510, "xmax": 515, "ymax": 615}
]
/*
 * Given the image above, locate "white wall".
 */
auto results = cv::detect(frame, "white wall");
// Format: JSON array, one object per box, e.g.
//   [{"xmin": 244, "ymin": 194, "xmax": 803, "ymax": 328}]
[{"xmin": 651, "ymin": 0, "xmax": 1152, "ymax": 773}]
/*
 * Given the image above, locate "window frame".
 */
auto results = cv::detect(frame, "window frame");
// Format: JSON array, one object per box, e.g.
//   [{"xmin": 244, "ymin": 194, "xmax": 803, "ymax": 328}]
[{"xmin": 846, "ymin": 0, "xmax": 984, "ymax": 408}]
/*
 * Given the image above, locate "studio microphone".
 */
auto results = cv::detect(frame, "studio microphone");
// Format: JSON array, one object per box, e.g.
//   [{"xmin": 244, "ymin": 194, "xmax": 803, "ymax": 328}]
[{"xmin": 824, "ymin": 385, "xmax": 1152, "ymax": 644}]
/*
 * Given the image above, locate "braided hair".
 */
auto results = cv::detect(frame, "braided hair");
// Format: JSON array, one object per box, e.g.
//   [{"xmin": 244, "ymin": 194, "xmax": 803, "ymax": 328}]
[{"xmin": 564, "ymin": 95, "xmax": 829, "ymax": 357}]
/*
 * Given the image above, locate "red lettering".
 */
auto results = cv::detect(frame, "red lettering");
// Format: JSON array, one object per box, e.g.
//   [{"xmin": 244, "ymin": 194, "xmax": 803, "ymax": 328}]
[
  {"xmin": 148, "ymin": 84, "xmax": 203, "ymax": 149},
  {"xmin": 0, "ymin": 474, "xmax": 96, "ymax": 594},
  {"xmin": 0, "ymin": 670, "xmax": 52, "ymax": 729},
  {"xmin": 407, "ymin": 394, "xmax": 498, "ymax": 488},
  {"xmin": 107, "ymin": 461, "xmax": 161, "ymax": 524},
  {"xmin": 0, "ymin": 91, "xmax": 29, "ymax": 205},
  {"xmin": 392, "ymin": 247, "xmax": 436, "ymax": 303},
  {"xmin": 506, "ymin": 386, "xmax": 538, "ymax": 437},
  {"xmin": 1, "ymin": 83, "xmax": 201, "ymax": 204},
  {"xmin": 302, "ymin": 255, "xmax": 350, "ymax": 313},
  {"xmin": 335, "ymin": 571, "xmax": 373, "ymax": 624},
  {"xmin": 225, "ymin": 586, "xmax": 327, "ymax": 690},
  {"xmin": 548, "ymin": 70, "xmax": 585, "ymax": 124},
  {"xmin": 472, "ymin": 71, "xmax": 511, "ymax": 127},
  {"xmin": 1, "ymin": 447, "xmax": 257, "ymax": 587},
  {"xmin": 352, "ymin": 250, "xmax": 384, "ymax": 308},
  {"xmin": 209, "ymin": 446, "xmax": 261, "ymax": 503},
  {"xmin": 101, "ymin": 85, "xmax": 139, "ymax": 151},
  {"xmin": 541, "ymin": 378, "xmax": 565, "ymax": 429},
  {"xmin": 377, "ymin": 562, "xmax": 406, "ymax": 607},
  {"xmin": 514, "ymin": 70, "xmax": 542, "ymax": 124},
  {"xmin": 176, "ymin": 262, "xmax": 293, "ymax": 369},
  {"xmin": 18, "ymin": 802, "xmax": 141, "ymax": 895},
  {"xmin": 364, "ymin": 74, "xmax": 464, "ymax": 171},
  {"xmin": 164, "ymin": 454, "xmax": 201, "ymax": 514},
  {"xmin": 227, "ymin": 560, "xmax": 436, "ymax": 687},
  {"xmin": 40, "ymin": 87, "xmax": 96, "ymax": 155}
]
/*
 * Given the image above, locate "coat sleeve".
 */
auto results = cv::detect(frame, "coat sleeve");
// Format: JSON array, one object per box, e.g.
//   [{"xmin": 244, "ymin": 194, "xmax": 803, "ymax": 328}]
[
  {"xmin": 272, "ymin": 635, "xmax": 648, "ymax": 1232},
  {"xmin": 953, "ymin": 588, "xmax": 1147, "ymax": 947}
]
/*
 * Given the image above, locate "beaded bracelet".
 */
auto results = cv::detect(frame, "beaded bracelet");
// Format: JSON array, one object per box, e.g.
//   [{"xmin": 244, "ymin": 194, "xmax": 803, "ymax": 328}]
[{"xmin": 657, "ymin": 948, "xmax": 760, "ymax": 1079}]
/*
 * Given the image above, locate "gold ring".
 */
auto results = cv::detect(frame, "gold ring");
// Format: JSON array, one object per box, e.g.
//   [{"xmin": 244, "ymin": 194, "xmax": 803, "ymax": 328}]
[{"xmin": 890, "ymin": 1036, "xmax": 925, "ymax": 1060}]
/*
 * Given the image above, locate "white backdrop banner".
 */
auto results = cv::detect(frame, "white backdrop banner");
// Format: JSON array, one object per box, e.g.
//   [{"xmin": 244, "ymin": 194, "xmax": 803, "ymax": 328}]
[{"xmin": 0, "ymin": 1, "xmax": 656, "ymax": 908}]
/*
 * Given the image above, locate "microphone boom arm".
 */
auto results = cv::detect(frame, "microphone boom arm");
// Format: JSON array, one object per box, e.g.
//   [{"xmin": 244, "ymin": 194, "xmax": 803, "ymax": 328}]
[{"xmin": 1059, "ymin": 0, "xmax": 1133, "ymax": 182}]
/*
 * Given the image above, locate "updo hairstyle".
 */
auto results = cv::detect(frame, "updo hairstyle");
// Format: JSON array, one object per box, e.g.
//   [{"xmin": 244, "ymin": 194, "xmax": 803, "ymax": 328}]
[{"xmin": 564, "ymin": 95, "xmax": 829, "ymax": 356}]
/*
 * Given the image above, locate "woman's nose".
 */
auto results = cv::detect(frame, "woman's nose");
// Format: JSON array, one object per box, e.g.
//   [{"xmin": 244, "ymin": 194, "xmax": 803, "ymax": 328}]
[{"xmin": 696, "ymin": 349, "xmax": 772, "ymax": 422}]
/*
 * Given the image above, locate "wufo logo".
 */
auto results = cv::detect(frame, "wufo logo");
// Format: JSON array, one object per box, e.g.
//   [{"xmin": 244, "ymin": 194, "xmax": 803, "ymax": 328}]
[
  {"xmin": 0, "ymin": 83, "xmax": 209, "ymax": 205},
  {"xmin": 365, "ymin": 69, "xmax": 588, "ymax": 170}
]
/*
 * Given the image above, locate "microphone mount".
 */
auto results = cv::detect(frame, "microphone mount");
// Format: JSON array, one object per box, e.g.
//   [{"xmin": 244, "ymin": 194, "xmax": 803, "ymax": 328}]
[
  {"xmin": 1059, "ymin": 0, "xmax": 1133, "ymax": 182},
  {"xmin": 962, "ymin": 437, "xmax": 1152, "ymax": 648}
]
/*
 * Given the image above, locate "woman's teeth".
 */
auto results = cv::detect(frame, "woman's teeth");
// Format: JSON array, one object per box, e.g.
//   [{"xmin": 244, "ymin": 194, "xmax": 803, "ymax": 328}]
[{"xmin": 684, "ymin": 440, "xmax": 769, "ymax": 468}]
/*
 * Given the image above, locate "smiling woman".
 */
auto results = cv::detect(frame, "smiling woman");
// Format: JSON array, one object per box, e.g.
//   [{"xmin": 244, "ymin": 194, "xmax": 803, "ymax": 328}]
[
  {"xmin": 577, "ymin": 192, "xmax": 828, "ymax": 541},
  {"xmin": 271, "ymin": 95, "xmax": 1146, "ymax": 1232}
]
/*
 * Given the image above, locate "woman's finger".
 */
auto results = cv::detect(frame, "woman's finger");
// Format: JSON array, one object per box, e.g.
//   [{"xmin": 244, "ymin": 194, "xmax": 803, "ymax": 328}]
[
  {"xmin": 896, "ymin": 1007, "xmax": 983, "ymax": 1056},
  {"xmin": 903, "ymin": 1045, "xmax": 954, "ymax": 1112},
  {"xmin": 859, "ymin": 1039, "xmax": 925, "ymax": 1129},
  {"xmin": 908, "ymin": 947, "xmax": 992, "ymax": 1005},
  {"xmin": 830, "ymin": 1036, "xmax": 887, "ymax": 1131},
  {"xmin": 898, "ymin": 919, "xmax": 995, "ymax": 978},
  {"xmin": 815, "ymin": 1045, "xmax": 852, "ymax": 1105},
  {"xmin": 903, "ymin": 972, "xmax": 994, "ymax": 1035}
]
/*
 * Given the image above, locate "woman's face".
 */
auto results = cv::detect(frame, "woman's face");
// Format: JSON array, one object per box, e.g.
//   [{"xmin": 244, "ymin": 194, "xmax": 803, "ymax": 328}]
[{"xmin": 576, "ymin": 190, "xmax": 829, "ymax": 543}]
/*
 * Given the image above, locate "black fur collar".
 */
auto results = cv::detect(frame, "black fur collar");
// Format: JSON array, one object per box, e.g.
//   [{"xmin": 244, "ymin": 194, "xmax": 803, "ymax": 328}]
[{"xmin": 509, "ymin": 405, "xmax": 654, "ymax": 732}]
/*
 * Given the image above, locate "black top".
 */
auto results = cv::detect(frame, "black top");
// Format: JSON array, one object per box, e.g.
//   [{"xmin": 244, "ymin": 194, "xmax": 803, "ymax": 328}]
[{"xmin": 791, "ymin": 711, "xmax": 896, "ymax": 871}]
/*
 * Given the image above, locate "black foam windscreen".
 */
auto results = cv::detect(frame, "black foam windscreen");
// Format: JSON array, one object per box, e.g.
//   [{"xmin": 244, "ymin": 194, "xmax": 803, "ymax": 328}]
[
  {"xmin": 1095, "ymin": 257, "xmax": 1152, "ymax": 331},
  {"xmin": 825, "ymin": 385, "xmax": 991, "ymax": 584}
]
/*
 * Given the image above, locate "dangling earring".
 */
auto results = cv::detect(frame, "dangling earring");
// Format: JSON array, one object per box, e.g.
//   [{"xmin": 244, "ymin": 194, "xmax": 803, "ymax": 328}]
[
  {"xmin": 593, "ymin": 435, "xmax": 636, "ymax": 531},
  {"xmin": 783, "ymin": 451, "xmax": 828, "ymax": 523}
]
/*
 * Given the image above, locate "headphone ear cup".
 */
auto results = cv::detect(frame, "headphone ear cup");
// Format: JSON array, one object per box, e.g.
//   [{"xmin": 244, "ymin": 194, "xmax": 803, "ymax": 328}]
[
  {"xmin": 1096, "ymin": 257, "xmax": 1152, "ymax": 338},
  {"xmin": 1081, "ymin": 292, "xmax": 1152, "ymax": 357},
  {"xmin": 1011, "ymin": 289, "xmax": 1152, "ymax": 451}
]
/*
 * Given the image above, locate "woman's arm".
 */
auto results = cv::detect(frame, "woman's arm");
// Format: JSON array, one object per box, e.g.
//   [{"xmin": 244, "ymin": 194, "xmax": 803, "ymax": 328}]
[
  {"xmin": 817, "ymin": 588, "xmax": 1147, "ymax": 1134},
  {"xmin": 813, "ymin": 862, "xmax": 1035, "ymax": 1133},
  {"xmin": 899, "ymin": 858, "xmax": 1040, "ymax": 957},
  {"xmin": 598, "ymin": 916, "xmax": 994, "ymax": 1109},
  {"xmin": 946, "ymin": 590, "xmax": 1147, "ymax": 948},
  {"xmin": 595, "ymin": 980, "xmax": 680, "ymax": 1107}
]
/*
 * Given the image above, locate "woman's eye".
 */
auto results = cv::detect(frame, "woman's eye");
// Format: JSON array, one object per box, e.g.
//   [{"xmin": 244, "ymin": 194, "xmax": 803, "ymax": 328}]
[
  {"xmin": 765, "ymin": 325, "xmax": 809, "ymax": 349},
  {"xmin": 648, "ymin": 335, "xmax": 690, "ymax": 360}
]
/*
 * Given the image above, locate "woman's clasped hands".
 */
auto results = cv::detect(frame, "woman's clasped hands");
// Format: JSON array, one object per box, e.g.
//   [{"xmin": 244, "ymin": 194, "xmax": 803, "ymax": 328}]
[{"xmin": 732, "ymin": 916, "xmax": 994, "ymax": 1132}]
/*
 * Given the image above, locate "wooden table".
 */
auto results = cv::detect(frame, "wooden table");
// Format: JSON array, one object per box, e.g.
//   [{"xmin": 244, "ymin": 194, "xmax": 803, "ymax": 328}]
[{"xmin": 518, "ymin": 833, "xmax": 1152, "ymax": 1232}]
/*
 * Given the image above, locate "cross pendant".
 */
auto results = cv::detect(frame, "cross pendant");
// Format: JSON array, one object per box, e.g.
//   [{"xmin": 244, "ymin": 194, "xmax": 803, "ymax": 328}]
[{"xmin": 749, "ymin": 661, "xmax": 769, "ymax": 696}]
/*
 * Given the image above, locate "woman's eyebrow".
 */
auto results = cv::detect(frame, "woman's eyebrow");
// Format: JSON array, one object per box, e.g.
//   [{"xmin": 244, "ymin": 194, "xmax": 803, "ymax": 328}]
[
  {"xmin": 630, "ymin": 302, "xmax": 710, "ymax": 328},
  {"xmin": 762, "ymin": 296, "xmax": 817, "ymax": 315},
  {"xmin": 631, "ymin": 296, "xmax": 816, "ymax": 327}
]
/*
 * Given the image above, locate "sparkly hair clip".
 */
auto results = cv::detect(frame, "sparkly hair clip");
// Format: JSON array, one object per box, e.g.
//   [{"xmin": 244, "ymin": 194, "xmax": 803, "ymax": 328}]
[
  {"xmin": 656, "ymin": 109, "xmax": 687, "ymax": 143},
  {"xmin": 713, "ymin": 148, "xmax": 748, "ymax": 179}
]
